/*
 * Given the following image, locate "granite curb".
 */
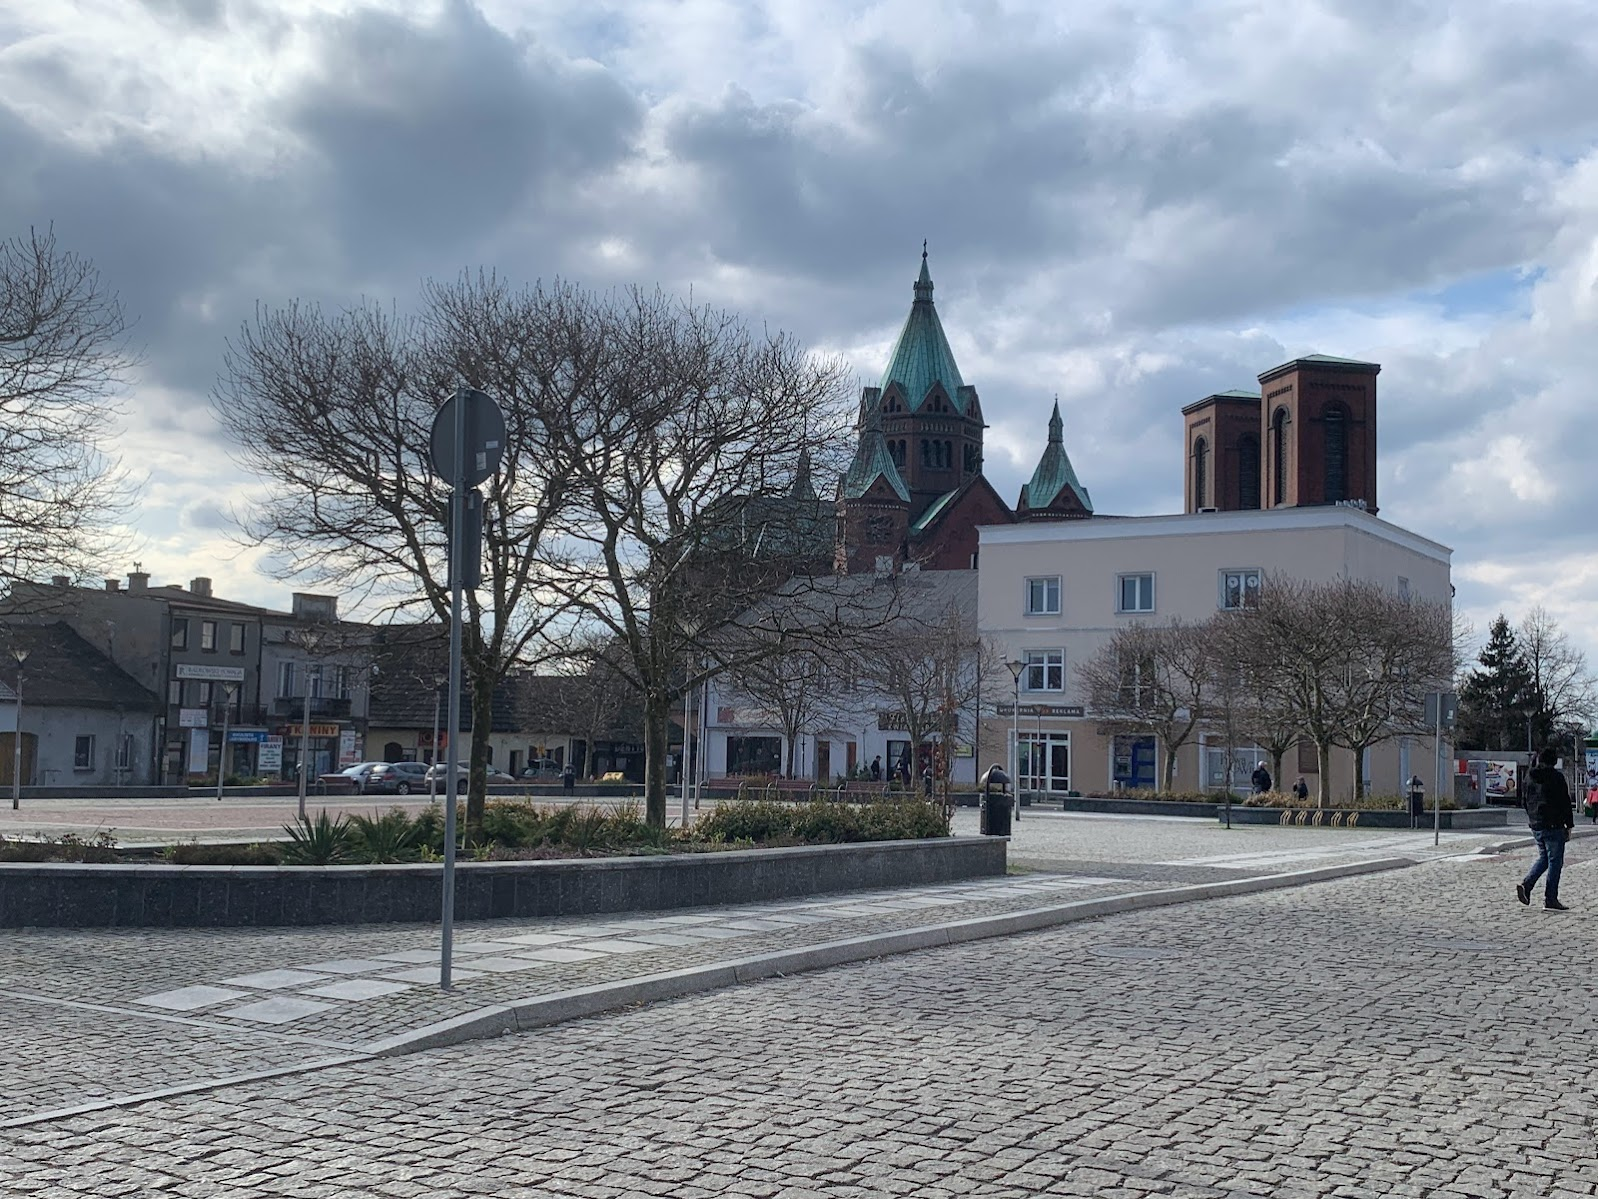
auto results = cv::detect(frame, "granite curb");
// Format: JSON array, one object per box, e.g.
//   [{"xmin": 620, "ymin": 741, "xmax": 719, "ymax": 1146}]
[{"xmin": 1474, "ymin": 824, "xmax": 1598, "ymax": 855}]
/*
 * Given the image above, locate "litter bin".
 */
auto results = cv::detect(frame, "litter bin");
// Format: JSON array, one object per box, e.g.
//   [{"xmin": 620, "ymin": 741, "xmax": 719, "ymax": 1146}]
[
  {"xmin": 978, "ymin": 763, "xmax": 1013, "ymax": 836},
  {"xmin": 1407, "ymin": 776, "xmax": 1425, "ymax": 828},
  {"xmin": 981, "ymin": 792, "xmax": 1014, "ymax": 837}
]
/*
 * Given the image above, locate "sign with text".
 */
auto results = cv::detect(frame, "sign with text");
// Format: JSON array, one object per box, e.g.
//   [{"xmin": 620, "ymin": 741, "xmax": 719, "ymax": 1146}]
[
  {"xmin": 178, "ymin": 707, "xmax": 208, "ymax": 728},
  {"xmin": 996, "ymin": 704, "xmax": 1084, "ymax": 718},
  {"xmin": 187, "ymin": 727, "xmax": 210, "ymax": 772},
  {"xmin": 175, "ymin": 663, "xmax": 246, "ymax": 682},
  {"xmin": 339, "ymin": 729, "xmax": 360, "ymax": 767},
  {"xmin": 227, "ymin": 729, "xmax": 269, "ymax": 744},
  {"xmin": 258, "ymin": 736, "xmax": 283, "ymax": 772}
]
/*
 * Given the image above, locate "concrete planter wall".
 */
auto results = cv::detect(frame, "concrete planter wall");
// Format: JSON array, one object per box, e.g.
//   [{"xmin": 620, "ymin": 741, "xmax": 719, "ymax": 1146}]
[{"xmin": 0, "ymin": 836, "xmax": 1005, "ymax": 930}]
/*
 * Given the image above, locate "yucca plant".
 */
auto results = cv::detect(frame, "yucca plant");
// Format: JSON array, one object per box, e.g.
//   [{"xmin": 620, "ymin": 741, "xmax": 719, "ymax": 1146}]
[
  {"xmin": 281, "ymin": 810, "xmax": 356, "ymax": 865},
  {"xmin": 349, "ymin": 808, "xmax": 422, "ymax": 863}
]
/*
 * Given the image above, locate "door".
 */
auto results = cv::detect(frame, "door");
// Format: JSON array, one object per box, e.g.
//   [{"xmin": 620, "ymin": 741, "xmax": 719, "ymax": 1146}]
[
  {"xmin": 0, "ymin": 732, "xmax": 37, "ymax": 786},
  {"xmin": 815, "ymin": 740, "xmax": 831, "ymax": 782},
  {"xmin": 845, "ymin": 741, "xmax": 857, "ymax": 777}
]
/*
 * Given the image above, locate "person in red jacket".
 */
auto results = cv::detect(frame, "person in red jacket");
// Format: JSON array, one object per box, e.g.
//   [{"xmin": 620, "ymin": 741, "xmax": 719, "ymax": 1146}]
[{"xmin": 1518, "ymin": 746, "xmax": 1575, "ymax": 911}]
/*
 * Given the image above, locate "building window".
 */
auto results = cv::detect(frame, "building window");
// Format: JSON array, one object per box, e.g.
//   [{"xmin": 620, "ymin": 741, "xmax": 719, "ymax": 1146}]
[
  {"xmin": 168, "ymin": 680, "xmax": 182, "ymax": 706},
  {"xmin": 277, "ymin": 661, "xmax": 296, "ymax": 698},
  {"xmin": 1271, "ymin": 409, "xmax": 1289, "ymax": 505},
  {"xmin": 1220, "ymin": 569, "xmax": 1262, "ymax": 611},
  {"xmin": 1192, "ymin": 436, "xmax": 1208, "ymax": 509},
  {"xmin": 229, "ymin": 623, "xmax": 245, "ymax": 654},
  {"xmin": 1237, "ymin": 433, "xmax": 1261, "ymax": 509},
  {"xmin": 200, "ymin": 620, "xmax": 217, "ymax": 652},
  {"xmin": 116, "ymin": 734, "xmax": 133, "ymax": 770},
  {"xmin": 1118, "ymin": 573, "xmax": 1155, "ymax": 614},
  {"xmin": 1024, "ymin": 576, "xmax": 1061, "ymax": 616},
  {"xmin": 171, "ymin": 619, "xmax": 188, "ymax": 650},
  {"xmin": 1397, "ymin": 576, "xmax": 1411, "ymax": 601},
  {"xmin": 1323, "ymin": 403, "xmax": 1348, "ymax": 502},
  {"xmin": 726, "ymin": 736, "xmax": 781, "ymax": 776},
  {"xmin": 1024, "ymin": 649, "xmax": 1065, "ymax": 692},
  {"xmin": 193, "ymin": 680, "xmax": 212, "ymax": 707},
  {"xmin": 73, "ymin": 735, "xmax": 95, "ymax": 771}
]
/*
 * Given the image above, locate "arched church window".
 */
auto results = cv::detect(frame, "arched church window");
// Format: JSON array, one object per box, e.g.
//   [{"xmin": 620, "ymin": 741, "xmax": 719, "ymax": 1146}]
[
  {"xmin": 943, "ymin": 440, "xmax": 953, "ymax": 469},
  {"xmin": 1237, "ymin": 433, "xmax": 1260, "ymax": 509},
  {"xmin": 1323, "ymin": 404, "xmax": 1348, "ymax": 502},
  {"xmin": 1192, "ymin": 437, "xmax": 1208, "ymax": 509},
  {"xmin": 920, "ymin": 439, "xmax": 931, "ymax": 467},
  {"xmin": 1271, "ymin": 409, "xmax": 1289, "ymax": 505}
]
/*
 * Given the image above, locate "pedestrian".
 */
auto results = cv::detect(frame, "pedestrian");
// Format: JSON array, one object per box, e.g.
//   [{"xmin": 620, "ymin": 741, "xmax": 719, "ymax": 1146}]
[
  {"xmin": 921, "ymin": 765, "xmax": 933, "ymax": 797},
  {"xmin": 561, "ymin": 762, "xmax": 575, "ymax": 795},
  {"xmin": 1292, "ymin": 776, "xmax": 1309, "ymax": 802},
  {"xmin": 870, "ymin": 755, "xmax": 882, "ymax": 783},
  {"xmin": 1251, "ymin": 761, "xmax": 1272, "ymax": 794},
  {"xmin": 1518, "ymin": 746, "xmax": 1575, "ymax": 911},
  {"xmin": 899, "ymin": 758, "xmax": 912, "ymax": 786}
]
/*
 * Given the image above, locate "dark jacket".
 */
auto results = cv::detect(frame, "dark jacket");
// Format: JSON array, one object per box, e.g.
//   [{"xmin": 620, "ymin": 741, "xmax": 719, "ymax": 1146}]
[
  {"xmin": 1524, "ymin": 765, "xmax": 1573, "ymax": 831},
  {"xmin": 1251, "ymin": 767, "xmax": 1272, "ymax": 793}
]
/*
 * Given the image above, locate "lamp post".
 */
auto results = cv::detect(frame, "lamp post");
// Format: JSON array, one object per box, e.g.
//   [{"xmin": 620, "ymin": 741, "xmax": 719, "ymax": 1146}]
[
  {"xmin": 430, "ymin": 679, "xmax": 446, "ymax": 799},
  {"xmin": 215, "ymin": 682, "xmax": 236, "ymax": 802},
  {"xmin": 1006, "ymin": 658, "xmax": 1024, "ymax": 825},
  {"xmin": 11, "ymin": 647, "xmax": 28, "ymax": 810}
]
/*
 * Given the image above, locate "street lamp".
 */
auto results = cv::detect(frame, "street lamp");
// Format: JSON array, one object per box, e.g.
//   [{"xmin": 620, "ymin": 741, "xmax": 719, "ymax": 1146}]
[
  {"xmin": 430, "ymin": 678, "xmax": 446, "ymax": 799},
  {"xmin": 215, "ymin": 682, "xmax": 237, "ymax": 802},
  {"xmin": 1006, "ymin": 658, "xmax": 1024, "ymax": 825},
  {"xmin": 10, "ymin": 646, "xmax": 28, "ymax": 811}
]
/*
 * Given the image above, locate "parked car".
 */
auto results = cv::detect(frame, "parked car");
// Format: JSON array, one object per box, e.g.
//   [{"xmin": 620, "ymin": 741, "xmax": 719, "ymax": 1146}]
[
  {"xmin": 423, "ymin": 763, "xmax": 517, "ymax": 786},
  {"xmin": 364, "ymin": 760, "xmax": 430, "ymax": 795},
  {"xmin": 318, "ymin": 762, "xmax": 383, "ymax": 794},
  {"xmin": 519, "ymin": 759, "xmax": 562, "ymax": 780}
]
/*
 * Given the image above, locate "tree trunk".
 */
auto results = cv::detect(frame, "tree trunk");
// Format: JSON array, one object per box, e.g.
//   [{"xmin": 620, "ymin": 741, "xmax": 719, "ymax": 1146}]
[
  {"xmin": 467, "ymin": 672, "xmax": 495, "ymax": 839},
  {"xmin": 1316, "ymin": 741, "xmax": 1333, "ymax": 807},
  {"xmin": 1271, "ymin": 750, "xmax": 1286, "ymax": 792},
  {"xmin": 644, "ymin": 691, "xmax": 671, "ymax": 829},
  {"xmin": 1351, "ymin": 746, "xmax": 1367, "ymax": 800},
  {"xmin": 1163, "ymin": 744, "xmax": 1178, "ymax": 793}
]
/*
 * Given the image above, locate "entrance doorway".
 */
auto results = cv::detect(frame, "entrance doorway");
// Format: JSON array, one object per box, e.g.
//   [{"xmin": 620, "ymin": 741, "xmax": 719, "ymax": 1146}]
[
  {"xmin": 1018, "ymin": 732, "xmax": 1070, "ymax": 794},
  {"xmin": 1113, "ymin": 735, "xmax": 1157, "ymax": 790}
]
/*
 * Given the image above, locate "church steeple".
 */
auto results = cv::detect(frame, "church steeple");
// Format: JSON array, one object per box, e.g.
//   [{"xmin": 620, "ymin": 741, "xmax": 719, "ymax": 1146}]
[
  {"xmin": 840, "ymin": 391, "xmax": 909, "ymax": 503},
  {"xmin": 1017, "ymin": 398, "xmax": 1093, "ymax": 520},
  {"xmin": 879, "ymin": 246, "xmax": 967, "ymax": 414}
]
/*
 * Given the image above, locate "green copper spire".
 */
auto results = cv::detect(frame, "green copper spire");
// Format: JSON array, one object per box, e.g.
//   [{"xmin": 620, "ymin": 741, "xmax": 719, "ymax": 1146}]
[
  {"xmin": 1022, "ymin": 398, "xmax": 1093, "ymax": 512},
  {"xmin": 879, "ymin": 245, "xmax": 967, "ymax": 414},
  {"xmin": 841, "ymin": 391, "xmax": 910, "ymax": 502}
]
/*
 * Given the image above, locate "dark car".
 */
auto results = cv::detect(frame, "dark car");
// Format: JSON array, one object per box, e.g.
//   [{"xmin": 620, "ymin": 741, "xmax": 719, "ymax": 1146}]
[
  {"xmin": 365, "ymin": 761, "xmax": 429, "ymax": 795},
  {"xmin": 519, "ymin": 759, "xmax": 562, "ymax": 780}
]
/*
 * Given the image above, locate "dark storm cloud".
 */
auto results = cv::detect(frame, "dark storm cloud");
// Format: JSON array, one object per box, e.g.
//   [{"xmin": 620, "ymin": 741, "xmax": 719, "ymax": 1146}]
[{"xmin": 286, "ymin": 0, "xmax": 641, "ymax": 276}]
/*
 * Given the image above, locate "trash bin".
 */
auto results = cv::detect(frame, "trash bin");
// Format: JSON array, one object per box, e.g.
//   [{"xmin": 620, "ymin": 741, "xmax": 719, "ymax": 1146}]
[
  {"xmin": 1407, "ymin": 778, "xmax": 1425, "ymax": 828},
  {"xmin": 980, "ymin": 793, "xmax": 1014, "ymax": 837}
]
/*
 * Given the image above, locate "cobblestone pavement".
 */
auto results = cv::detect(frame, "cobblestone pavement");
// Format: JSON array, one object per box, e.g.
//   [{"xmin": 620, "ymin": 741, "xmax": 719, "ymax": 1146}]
[
  {"xmin": 0, "ymin": 813, "xmax": 1523, "ymax": 1127},
  {"xmin": 4, "ymin": 846, "xmax": 1593, "ymax": 1196}
]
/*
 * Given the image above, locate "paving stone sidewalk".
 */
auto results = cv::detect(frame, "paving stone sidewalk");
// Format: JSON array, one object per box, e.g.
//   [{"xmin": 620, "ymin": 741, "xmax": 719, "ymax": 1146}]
[{"xmin": 3, "ymin": 849, "xmax": 1594, "ymax": 1196}]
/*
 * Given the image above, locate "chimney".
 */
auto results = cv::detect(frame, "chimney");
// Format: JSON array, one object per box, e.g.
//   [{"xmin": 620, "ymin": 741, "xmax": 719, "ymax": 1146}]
[
  {"xmin": 104, "ymin": 578, "xmax": 121, "ymax": 593},
  {"xmin": 127, "ymin": 570, "xmax": 149, "ymax": 594},
  {"xmin": 190, "ymin": 577, "xmax": 213, "ymax": 598},
  {"xmin": 51, "ymin": 575, "xmax": 69, "ymax": 587}
]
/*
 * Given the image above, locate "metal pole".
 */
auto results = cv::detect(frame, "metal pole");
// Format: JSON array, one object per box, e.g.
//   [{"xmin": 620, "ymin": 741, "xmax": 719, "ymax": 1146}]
[
  {"xmin": 298, "ymin": 662, "xmax": 311, "ymax": 822},
  {"xmin": 11, "ymin": 669, "xmax": 22, "ymax": 810},
  {"xmin": 680, "ymin": 665, "xmax": 691, "ymax": 827},
  {"xmin": 216, "ymin": 684, "xmax": 233, "ymax": 801},
  {"xmin": 441, "ymin": 386, "xmax": 466, "ymax": 991},
  {"xmin": 695, "ymin": 672, "xmax": 709, "ymax": 811},
  {"xmin": 430, "ymin": 686, "xmax": 441, "ymax": 800},
  {"xmin": 1011, "ymin": 678, "xmax": 1020, "ymax": 826},
  {"xmin": 1433, "ymin": 711, "xmax": 1443, "ymax": 848}
]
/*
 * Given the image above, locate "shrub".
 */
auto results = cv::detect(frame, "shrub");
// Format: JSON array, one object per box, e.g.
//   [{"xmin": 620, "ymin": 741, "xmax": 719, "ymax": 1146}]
[
  {"xmin": 349, "ymin": 808, "xmax": 424, "ymax": 863},
  {"xmin": 694, "ymin": 797, "xmax": 949, "ymax": 845},
  {"xmin": 694, "ymin": 799, "xmax": 793, "ymax": 844},
  {"xmin": 481, "ymin": 800, "xmax": 550, "ymax": 849},
  {"xmin": 281, "ymin": 810, "xmax": 357, "ymax": 865},
  {"xmin": 0, "ymin": 831, "xmax": 119, "ymax": 863}
]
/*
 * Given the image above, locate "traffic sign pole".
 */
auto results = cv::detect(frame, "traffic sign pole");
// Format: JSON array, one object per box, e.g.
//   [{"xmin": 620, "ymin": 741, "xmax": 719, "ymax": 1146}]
[{"xmin": 440, "ymin": 386, "xmax": 466, "ymax": 991}]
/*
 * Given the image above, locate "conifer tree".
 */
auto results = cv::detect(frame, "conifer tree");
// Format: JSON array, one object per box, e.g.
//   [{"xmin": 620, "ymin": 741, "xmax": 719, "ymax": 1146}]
[{"xmin": 1456, "ymin": 614, "xmax": 1533, "ymax": 751}]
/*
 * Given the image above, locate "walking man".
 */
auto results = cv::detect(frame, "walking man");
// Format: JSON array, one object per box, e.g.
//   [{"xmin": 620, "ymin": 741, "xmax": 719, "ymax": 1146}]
[
  {"xmin": 1518, "ymin": 746, "xmax": 1575, "ymax": 911},
  {"xmin": 1251, "ymin": 761, "xmax": 1272, "ymax": 794}
]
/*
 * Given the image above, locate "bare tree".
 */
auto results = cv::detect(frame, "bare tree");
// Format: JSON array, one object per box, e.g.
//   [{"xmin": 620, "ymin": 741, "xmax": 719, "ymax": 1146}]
[
  {"xmin": 539, "ymin": 286, "xmax": 862, "ymax": 828},
  {"xmin": 1519, "ymin": 606, "xmax": 1598, "ymax": 745},
  {"xmin": 0, "ymin": 226, "xmax": 134, "ymax": 587},
  {"xmin": 1078, "ymin": 619, "xmax": 1212, "ymax": 789},
  {"xmin": 214, "ymin": 274, "xmax": 577, "ymax": 835},
  {"xmin": 722, "ymin": 639, "xmax": 834, "ymax": 778}
]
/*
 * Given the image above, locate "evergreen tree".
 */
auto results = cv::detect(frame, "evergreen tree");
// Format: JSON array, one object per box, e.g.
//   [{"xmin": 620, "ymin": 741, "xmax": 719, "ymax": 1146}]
[{"xmin": 1456, "ymin": 615, "xmax": 1534, "ymax": 751}]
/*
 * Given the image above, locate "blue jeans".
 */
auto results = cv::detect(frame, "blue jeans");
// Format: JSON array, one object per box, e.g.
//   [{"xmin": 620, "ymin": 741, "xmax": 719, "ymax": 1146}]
[{"xmin": 1524, "ymin": 828, "xmax": 1568, "ymax": 903}]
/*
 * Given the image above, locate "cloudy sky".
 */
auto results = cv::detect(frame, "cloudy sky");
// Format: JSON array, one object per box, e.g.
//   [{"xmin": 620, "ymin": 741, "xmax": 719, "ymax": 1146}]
[{"xmin": 2, "ymin": 0, "xmax": 1596, "ymax": 667}]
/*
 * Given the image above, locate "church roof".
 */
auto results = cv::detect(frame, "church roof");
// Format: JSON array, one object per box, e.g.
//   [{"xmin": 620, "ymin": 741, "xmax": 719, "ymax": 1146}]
[
  {"xmin": 840, "ymin": 391, "xmax": 910, "ymax": 503},
  {"xmin": 1021, "ymin": 401, "xmax": 1093, "ymax": 512},
  {"xmin": 879, "ymin": 248, "xmax": 968, "ymax": 415}
]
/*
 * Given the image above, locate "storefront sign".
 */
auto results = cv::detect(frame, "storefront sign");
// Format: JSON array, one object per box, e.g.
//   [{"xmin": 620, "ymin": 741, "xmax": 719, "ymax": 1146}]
[
  {"xmin": 276, "ymin": 724, "xmax": 341, "ymax": 737},
  {"xmin": 178, "ymin": 708, "xmax": 208, "ymax": 728},
  {"xmin": 339, "ymin": 729, "xmax": 360, "ymax": 767},
  {"xmin": 176, "ymin": 663, "xmax": 246, "ymax": 682},
  {"xmin": 995, "ymin": 704, "xmax": 1083, "ymax": 718},
  {"xmin": 227, "ymin": 729, "xmax": 269, "ymax": 744},
  {"xmin": 258, "ymin": 736, "xmax": 283, "ymax": 772}
]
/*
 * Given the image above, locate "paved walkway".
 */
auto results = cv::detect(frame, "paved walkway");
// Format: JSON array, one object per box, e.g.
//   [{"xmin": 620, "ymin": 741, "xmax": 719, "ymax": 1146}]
[{"xmin": 2, "ymin": 828, "xmax": 1591, "ymax": 1196}]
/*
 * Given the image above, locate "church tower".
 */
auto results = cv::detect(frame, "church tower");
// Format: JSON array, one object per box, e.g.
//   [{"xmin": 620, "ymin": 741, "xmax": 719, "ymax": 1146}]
[
  {"xmin": 875, "ymin": 247, "xmax": 987, "ymax": 524},
  {"xmin": 1016, "ymin": 401, "xmax": 1093, "ymax": 519}
]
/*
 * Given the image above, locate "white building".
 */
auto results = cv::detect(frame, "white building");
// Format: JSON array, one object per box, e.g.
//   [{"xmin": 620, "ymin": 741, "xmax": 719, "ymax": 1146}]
[{"xmin": 976, "ymin": 505, "xmax": 1453, "ymax": 800}]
